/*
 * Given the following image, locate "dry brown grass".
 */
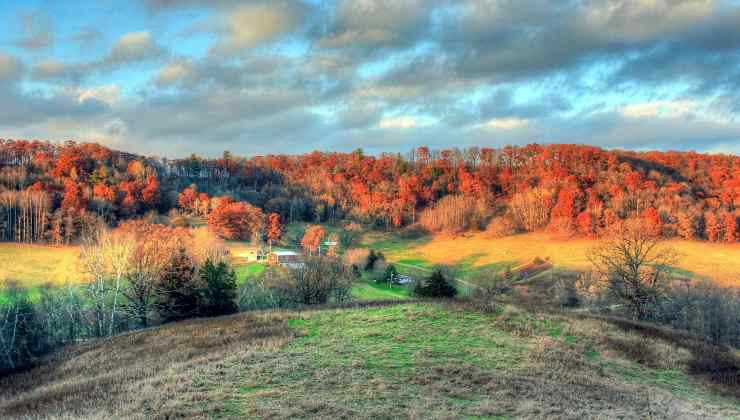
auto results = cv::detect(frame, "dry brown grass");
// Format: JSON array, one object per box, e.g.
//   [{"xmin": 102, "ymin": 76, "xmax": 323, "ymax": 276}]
[
  {"xmin": 0, "ymin": 311, "xmax": 295, "ymax": 419},
  {"xmin": 1, "ymin": 301, "xmax": 738, "ymax": 419}
]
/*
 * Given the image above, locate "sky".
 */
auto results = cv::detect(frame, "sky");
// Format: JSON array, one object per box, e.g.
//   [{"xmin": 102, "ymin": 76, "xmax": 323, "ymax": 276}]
[{"xmin": 0, "ymin": 0, "xmax": 739, "ymax": 157}]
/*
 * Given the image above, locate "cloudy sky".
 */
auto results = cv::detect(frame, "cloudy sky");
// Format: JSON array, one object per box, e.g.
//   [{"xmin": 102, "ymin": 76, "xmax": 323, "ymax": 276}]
[{"xmin": 1, "ymin": 0, "xmax": 739, "ymax": 157}]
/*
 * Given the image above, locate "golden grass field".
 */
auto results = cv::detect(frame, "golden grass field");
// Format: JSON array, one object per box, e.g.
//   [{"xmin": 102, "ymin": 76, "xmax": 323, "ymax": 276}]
[
  {"xmin": 366, "ymin": 232, "xmax": 740, "ymax": 286},
  {"xmin": 0, "ymin": 243, "xmax": 85, "ymax": 287},
  {"xmin": 1, "ymin": 231, "xmax": 739, "ymax": 289}
]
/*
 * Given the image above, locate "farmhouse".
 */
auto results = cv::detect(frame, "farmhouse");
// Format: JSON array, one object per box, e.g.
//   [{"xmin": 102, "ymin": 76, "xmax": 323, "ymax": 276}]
[
  {"xmin": 267, "ymin": 250, "xmax": 303, "ymax": 268},
  {"xmin": 231, "ymin": 247, "xmax": 267, "ymax": 263}
]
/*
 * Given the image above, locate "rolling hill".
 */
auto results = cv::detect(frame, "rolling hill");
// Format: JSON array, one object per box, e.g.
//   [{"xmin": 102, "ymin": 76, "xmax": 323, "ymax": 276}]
[{"xmin": 1, "ymin": 301, "xmax": 738, "ymax": 419}]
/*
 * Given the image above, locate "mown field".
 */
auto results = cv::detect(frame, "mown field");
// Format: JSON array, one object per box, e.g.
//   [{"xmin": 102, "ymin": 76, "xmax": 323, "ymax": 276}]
[
  {"xmin": 2, "ymin": 302, "xmax": 738, "ymax": 418},
  {"xmin": 0, "ymin": 243, "xmax": 85, "ymax": 289},
  {"xmin": 363, "ymin": 231, "xmax": 740, "ymax": 286}
]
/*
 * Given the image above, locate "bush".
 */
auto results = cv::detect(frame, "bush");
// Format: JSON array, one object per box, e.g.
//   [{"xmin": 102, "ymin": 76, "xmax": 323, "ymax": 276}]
[
  {"xmin": 485, "ymin": 216, "xmax": 517, "ymax": 238},
  {"xmin": 414, "ymin": 269, "xmax": 458, "ymax": 298},
  {"xmin": 266, "ymin": 256, "xmax": 354, "ymax": 306},
  {"xmin": 339, "ymin": 222, "xmax": 364, "ymax": 249},
  {"xmin": 384, "ymin": 264, "xmax": 399, "ymax": 284},
  {"xmin": 468, "ymin": 269, "xmax": 508, "ymax": 313},
  {"xmin": 199, "ymin": 259, "xmax": 238, "ymax": 317},
  {"xmin": 237, "ymin": 268, "xmax": 286, "ymax": 311},
  {"xmin": 398, "ymin": 224, "xmax": 429, "ymax": 239},
  {"xmin": 365, "ymin": 249, "xmax": 384, "ymax": 271}
]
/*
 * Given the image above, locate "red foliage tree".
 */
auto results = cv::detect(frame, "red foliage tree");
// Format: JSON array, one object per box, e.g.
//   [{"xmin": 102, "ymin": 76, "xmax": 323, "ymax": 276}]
[
  {"xmin": 207, "ymin": 197, "xmax": 265, "ymax": 240},
  {"xmin": 576, "ymin": 211, "xmax": 596, "ymax": 238},
  {"xmin": 704, "ymin": 211, "xmax": 723, "ymax": 242},
  {"xmin": 141, "ymin": 175, "xmax": 160, "ymax": 209},
  {"xmin": 266, "ymin": 213, "xmax": 283, "ymax": 250},
  {"xmin": 178, "ymin": 186, "xmax": 198, "ymax": 212},
  {"xmin": 723, "ymin": 212, "xmax": 738, "ymax": 243},
  {"xmin": 676, "ymin": 211, "xmax": 698, "ymax": 240},
  {"xmin": 642, "ymin": 207, "xmax": 662, "ymax": 237},
  {"xmin": 61, "ymin": 180, "xmax": 86, "ymax": 211},
  {"xmin": 301, "ymin": 225, "xmax": 326, "ymax": 255}
]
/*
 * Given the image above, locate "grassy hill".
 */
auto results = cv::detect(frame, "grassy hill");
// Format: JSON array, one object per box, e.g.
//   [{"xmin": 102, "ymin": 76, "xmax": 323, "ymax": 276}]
[{"xmin": 2, "ymin": 301, "xmax": 738, "ymax": 419}]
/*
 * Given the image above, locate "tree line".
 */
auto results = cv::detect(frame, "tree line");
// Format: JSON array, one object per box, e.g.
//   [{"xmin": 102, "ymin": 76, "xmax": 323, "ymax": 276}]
[{"xmin": 0, "ymin": 139, "xmax": 738, "ymax": 244}]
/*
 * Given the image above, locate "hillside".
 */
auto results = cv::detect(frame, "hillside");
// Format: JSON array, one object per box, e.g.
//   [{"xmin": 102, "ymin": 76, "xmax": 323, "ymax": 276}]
[
  {"xmin": 2, "ymin": 301, "xmax": 738, "ymax": 419},
  {"xmin": 363, "ymin": 231, "xmax": 740, "ymax": 286},
  {"xmin": 1, "ymin": 141, "xmax": 738, "ymax": 247}
]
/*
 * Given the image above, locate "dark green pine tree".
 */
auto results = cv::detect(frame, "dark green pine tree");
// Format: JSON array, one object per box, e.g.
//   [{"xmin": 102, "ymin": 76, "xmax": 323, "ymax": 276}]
[
  {"xmin": 156, "ymin": 248, "xmax": 200, "ymax": 323},
  {"xmin": 414, "ymin": 269, "xmax": 457, "ymax": 298},
  {"xmin": 200, "ymin": 259, "xmax": 238, "ymax": 317}
]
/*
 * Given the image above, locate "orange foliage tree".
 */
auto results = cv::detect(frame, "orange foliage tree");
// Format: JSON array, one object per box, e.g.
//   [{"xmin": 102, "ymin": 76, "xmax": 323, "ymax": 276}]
[
  {"xmin": 207, "ymin": 197, "xmax": 265, "ymax": 240},
  {"xmin": 266, "ymin": 213, "xmax": 283, "ymax": 251},
  {"xmin": 301, "ymin": 225, "xmax": 326, "ymax": 255}
]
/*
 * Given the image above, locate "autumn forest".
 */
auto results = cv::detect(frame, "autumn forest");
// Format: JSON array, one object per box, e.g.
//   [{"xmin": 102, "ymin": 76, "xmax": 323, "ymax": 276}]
[{"xmin": 0, "ymin": 139, "xmax": 738, "ymax": 245}]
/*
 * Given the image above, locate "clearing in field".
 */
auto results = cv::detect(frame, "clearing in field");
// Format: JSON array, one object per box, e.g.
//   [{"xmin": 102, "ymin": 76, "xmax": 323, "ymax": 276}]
[{"xmin": 364, "ymin": 231, "xmax": 740, "ymax": 286}]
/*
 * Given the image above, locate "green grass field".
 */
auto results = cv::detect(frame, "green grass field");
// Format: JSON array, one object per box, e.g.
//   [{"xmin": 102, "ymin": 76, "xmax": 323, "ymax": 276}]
[
  {"xmin": 233, "ymin": 263, "xmax": 266, "ymax": 285},
  {"xmin": 3, "ymin": 302, "xmax": 739, "ymax": 418},
  {"xmin": 207, "ymin": 304, "xmax": 739, "ymax": 418}
]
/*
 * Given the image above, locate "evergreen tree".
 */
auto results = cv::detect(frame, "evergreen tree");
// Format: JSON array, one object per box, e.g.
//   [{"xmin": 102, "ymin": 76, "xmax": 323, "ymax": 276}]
[
  {"xmin": 414, "ymin": 269, "xmax": 457, "ymax": 298},
  {"xmin": 155, "ymin": 248, "xmax": 200, "ymax": 323},
  {"xmin": 200, "ymin": 259, "xmax": 238, "ymax": 317},
  {"xmin": 383, "ymin": 264, "xmax": 398, "ymax": 284}
]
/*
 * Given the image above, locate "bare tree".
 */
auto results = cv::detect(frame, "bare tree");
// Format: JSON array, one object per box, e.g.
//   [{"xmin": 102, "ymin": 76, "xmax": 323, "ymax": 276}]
[
  {"xmin": 122, "ymin": 239, "xmax": 169, "ymax": 328},
  {"xmin": 80, "ymin": 228, "xmax": 132, "ymax": 336},
  {"xmin": 589, "ymin": 220, "xmax": 678, "ymax": 319}
]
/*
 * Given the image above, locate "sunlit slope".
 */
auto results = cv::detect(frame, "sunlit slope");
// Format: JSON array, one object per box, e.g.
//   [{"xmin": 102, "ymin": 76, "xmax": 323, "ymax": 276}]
[{"xmin": 365, "ymin": 232, "xmax": 740, "ymax": 285}]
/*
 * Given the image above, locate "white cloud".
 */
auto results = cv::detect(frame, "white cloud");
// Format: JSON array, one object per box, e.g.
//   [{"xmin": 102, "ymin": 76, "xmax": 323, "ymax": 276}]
[
  {"xmin": 211, "ymin": 2, "xmax": 302, "ymax": 53},
  {"xmin": 378, "ymin": 115, "xmax": 421, "ymax": 129},
  {"xmin": 620, "ymin": 100, "xmax": 698, "ymax": 118},
  {"xmin": 74, "ymin": 85, "xmax": 121, "ymax": 106},
  {"xmin": 155, "ymin": 61, "xmax": 197, "ymax": 86},
  {"xmin": 0, "ymin": 54, "xmax": 22, "ymax": 82},
  {"xmin": 108, "ymin": 31, "xmax": 161, "ymax": 64},
  {"xmin": 482, "ymin": 117, "xmax": 528, "ymax": 130}
]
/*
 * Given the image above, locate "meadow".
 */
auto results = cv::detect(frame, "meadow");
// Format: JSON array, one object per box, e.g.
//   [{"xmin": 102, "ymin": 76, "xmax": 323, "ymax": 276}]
[
  {"xmin": 1, "ymin": 228, "xmax": 739, "ymax": 295},
  {"xmin": 364, "ymin": 231, "xmax": 740, "ymax": 286},
  {"xmin": 0, "ymin": 243, "xmax": 85, "ymax": 287},
  {"xmin": 2, "ymin": 301, "xmax": 737, "ymax": 418}
]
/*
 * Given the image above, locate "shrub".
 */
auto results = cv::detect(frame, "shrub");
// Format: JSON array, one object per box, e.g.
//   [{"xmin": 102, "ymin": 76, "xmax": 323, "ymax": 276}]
[
  {"xmin": 485, "ymin": 216, "xmax": 517, "ymax": 238},
  {"xmin": 268, "ymin": 256, "xmax": 354, "ymax": 306},
  {"xmin": 365, "ymin": 249, "xmax": 384, "ymax": 271},
  {"xmin": 343, "ymin": 248, "xmax": 369, "ymax": 268},
  {"xmin": 414, "ymin": 269, "xmax": 458, "ymax": 298},
  {"xmin": 199, "ymin": 259, "xmax": 238, "ymax": 317},
  {"xmin": 468, "ymin": 270, "xmax": 508, "ymax": 313},
  {"xmin": 339, "ymin": 222, "xmax": 364, "ymax": 248},
  {"xmin": 384, "ymin": 264, "xmax": 399, "ymax": 284},
  {"xmin": 398, "ymin": 224, "xmax": 429, "ymax": 239},
  {"xmin": 237, "ymin": 268, "xmax": 285, "ymax": 311}
]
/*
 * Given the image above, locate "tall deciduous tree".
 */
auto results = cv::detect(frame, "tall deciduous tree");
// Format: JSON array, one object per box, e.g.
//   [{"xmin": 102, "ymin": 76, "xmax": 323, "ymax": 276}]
[
  {"xmin": 301, "ymin": 225, "xmax": 326, "ymax": 255},
  {"xmin": 207, "ymin": 197, "xmax": 265, "ymax": 241},
  {"xmin": 589, "ymin": 220, "xmax": 677, "ymax": 319},
  {"xmin": 266, "ymin": 213, "xmax": 283, "ymax": 252}
]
